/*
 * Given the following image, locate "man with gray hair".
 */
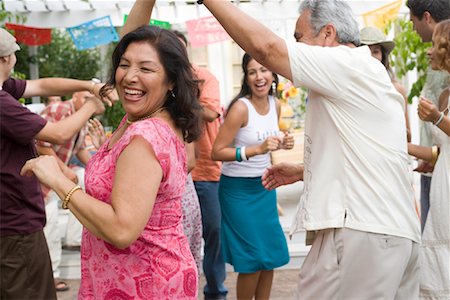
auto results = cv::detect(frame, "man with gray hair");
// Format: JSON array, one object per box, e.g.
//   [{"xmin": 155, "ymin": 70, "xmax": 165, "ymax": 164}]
[{"xmin": 197, "ymin": 0, "xmax": 420, "ymax": 298}]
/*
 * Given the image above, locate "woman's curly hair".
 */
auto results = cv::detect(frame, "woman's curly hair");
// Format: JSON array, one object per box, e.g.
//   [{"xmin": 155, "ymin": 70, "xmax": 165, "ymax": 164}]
[
  {"xmin": 432, "ymin": 20, "xmax": 450, "ymax": 72},
  {"xmin": 100, "ymin": 25, "xmax": 202, "ymax": 143}
]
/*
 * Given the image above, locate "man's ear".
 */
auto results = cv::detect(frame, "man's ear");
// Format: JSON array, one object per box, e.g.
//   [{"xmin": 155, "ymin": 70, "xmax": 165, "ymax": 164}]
[
  {"xmin": 323, "ymin": 24, "xmax": 338, "ymax": 46},
  {"xmin": 423, "ymin": 11, "xmax": 434, "ymax": 24}
]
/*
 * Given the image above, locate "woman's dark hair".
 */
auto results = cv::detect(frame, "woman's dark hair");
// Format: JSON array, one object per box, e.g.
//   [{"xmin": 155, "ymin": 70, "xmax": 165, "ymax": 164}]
[
  {"xmin": 171, "ymin": 30, "xmax": 188, "ymax": 47},
  {"xmin": 227, "ymin": 53, "xmax": 279, "ymax": 112},
  {"xmin": 100, "ymin": 25, "xmax": 202, "ymax": 142},
  {"xmin": 380, "ymin": 46, "xmax": 395, "ymax": 80}
]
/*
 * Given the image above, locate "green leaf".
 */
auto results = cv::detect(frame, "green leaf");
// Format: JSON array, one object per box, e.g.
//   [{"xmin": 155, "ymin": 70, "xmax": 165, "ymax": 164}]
[{"xmin": 390, "ymin": 17, "xmax": 430, "ymax": 103}]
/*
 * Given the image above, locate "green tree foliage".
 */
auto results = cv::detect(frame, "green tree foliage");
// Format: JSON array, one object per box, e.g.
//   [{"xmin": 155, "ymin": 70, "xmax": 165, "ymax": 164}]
[
  {"xmin": 390, "ymin": 18, "xmax": 431, "ymax": 103},
  {"xmin": 104, "ymin": 102, "xmax": 126, "ymax": 129},
  {"xmin": 3, "ymin": 9, "xmax": 124, "ymax": 127},
  {"xmin": 100, "ymin": 41, "xmax": 126, "ymax": 129},
  {"xmin": 0, "ymin": 2, "xmax": 26, "ymax": 24},
  {"xmin": 14, "ymin": 29, "xmax": 100, "ymax": 80}
]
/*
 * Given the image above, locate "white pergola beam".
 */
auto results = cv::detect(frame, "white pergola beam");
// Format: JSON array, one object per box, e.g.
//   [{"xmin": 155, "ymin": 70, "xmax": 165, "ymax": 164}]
[{"xmin": 2, "ymin": 0, "xmax": 409, "ymax": 29}]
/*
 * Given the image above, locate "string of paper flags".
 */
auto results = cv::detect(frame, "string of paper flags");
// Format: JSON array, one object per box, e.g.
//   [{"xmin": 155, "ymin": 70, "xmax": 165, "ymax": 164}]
[
  {"xmin": 4, "ymin": 0, "xmax": 401, "ymax": 50},
  {"xmin": 5, "ymin": 14, "xmax": 230, "ymax": 50}
]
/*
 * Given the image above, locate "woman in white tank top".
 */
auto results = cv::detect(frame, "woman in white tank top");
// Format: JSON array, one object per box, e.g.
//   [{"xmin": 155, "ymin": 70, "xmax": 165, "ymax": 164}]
[{"xmin": 211, "ymin": 53, "xmax": 294, "ymax": 299}]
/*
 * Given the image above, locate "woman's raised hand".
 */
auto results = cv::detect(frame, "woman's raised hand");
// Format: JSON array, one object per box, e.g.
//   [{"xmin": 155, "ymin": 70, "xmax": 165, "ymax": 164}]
[
  {"xmin": 91, "ymin": 83, "xmax": 119, "ymax": 107},
  {"xmin": 259, "ymin": 136, "xmax": 282, "ymax": 154},
  {"xmin": 418, "ymin": 96, "xmax": 440, "ymax": 123},
  {"xmin": 281, "ymin": 132, "xmax": 295, "ymax": 150},
  {"xmin": 88, "ymin": 119, "xmax": 107, "ymax": 149}
]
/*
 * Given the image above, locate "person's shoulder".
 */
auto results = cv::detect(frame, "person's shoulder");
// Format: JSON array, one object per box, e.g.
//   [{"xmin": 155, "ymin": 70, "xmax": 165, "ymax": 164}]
[
  {"xmin": 339, "ymin": 45, "xmax": 370, "ymax": 60},
  {"xmin": 2, "ymin": 77, "xmax": 25, "ymax": 89},
  {"xmin": 236, "ymin": 96, "xmax": 250, "ymax": 105},
  {"xmin": 128, "ymin": 118, "xmax": 173, "ymax": 139},
  {"xmin": 192, "ymin": 63, "xmax": 217, "ymax": 80},
  {"xmin": 288, "ymin": 41, "xmax": 359, "ymax": 60},
  {"xmin": 1, "ymin": 77, "xmax": 26, "ymax": 99},
  {"xmin": 229, "ymin": 97, "xmax": 249, "ymax": 115},
  {"xmin": 426, "ymin": 68, "xmax": 450, "ymax": 85}
]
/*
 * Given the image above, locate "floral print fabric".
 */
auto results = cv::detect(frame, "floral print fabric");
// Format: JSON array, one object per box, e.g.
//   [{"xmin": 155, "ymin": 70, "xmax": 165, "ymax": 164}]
[
  {"xmin": 80, "ymin": 117, "xmax": 198, "ymax": 299},
  {"xmin": 182, "ymin": 174, "xmax": 202, "ymax": 275}
]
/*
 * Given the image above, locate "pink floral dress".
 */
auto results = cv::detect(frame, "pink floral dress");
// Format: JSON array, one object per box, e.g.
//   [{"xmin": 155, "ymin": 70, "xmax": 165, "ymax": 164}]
[{"xmin": 80, "ymin": 117, "xmax": 198, "ymax": 299}]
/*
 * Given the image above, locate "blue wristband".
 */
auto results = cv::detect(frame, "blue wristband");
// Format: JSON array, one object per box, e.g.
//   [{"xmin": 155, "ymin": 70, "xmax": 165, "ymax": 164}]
[{"xmin": 236, "ymin": 147, "xmax": 242, "ymax": 162}]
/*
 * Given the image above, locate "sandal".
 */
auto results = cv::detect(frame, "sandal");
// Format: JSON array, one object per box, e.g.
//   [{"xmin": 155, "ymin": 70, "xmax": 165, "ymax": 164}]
[{"xmin": 55, "ymin": 280, "xmax": 70, "ymax": 292}]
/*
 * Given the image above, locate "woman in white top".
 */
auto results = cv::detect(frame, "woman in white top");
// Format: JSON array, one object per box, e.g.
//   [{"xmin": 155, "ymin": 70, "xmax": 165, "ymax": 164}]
[
  {"xmin": 407, "ymin": 20, "xmax": 450, "ymax": 299},
  {"xmin": 211, "ymin": 53, "xmax": 293, "ymax": 299}
]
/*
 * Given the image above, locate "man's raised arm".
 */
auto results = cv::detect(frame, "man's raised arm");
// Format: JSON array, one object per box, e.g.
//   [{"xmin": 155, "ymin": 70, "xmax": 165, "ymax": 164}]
[
  {"xmin": 122, "ymin": 0, "xmax": 156, "ymax": 37},
  {"xmin": 201, "ymin": 0, "xmax": 292, "ymax": 80}
]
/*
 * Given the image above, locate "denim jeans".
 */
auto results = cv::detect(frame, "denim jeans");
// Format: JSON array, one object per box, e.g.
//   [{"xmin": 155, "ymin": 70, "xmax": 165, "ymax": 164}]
[
  {"xmin": 420, "ymin": 175, "xmax": 431, "ymax": 233},
  {"xmin": 194, "ymin": 181, "xmax": 228, "ymax": 298}
]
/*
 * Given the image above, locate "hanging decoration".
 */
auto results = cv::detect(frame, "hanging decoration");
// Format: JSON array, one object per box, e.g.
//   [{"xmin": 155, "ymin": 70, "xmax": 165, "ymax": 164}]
[
  {"xmin": 186, "ymin": 16, "xmax": 230, "ymax": 48},
  {"xmin": 362, "ymin": 0, "xmax": 402, "ymax": 29},
  {"xmin": 67, "ymin": 16, "xmax": 119, "ymax": 51},
  {"xmin": 123, "ymin": 15, "xmax": 171, "ymax": 29},
  {"xmin": 5, "ymin": 23, "xmax": 52, "ymax": 46}
]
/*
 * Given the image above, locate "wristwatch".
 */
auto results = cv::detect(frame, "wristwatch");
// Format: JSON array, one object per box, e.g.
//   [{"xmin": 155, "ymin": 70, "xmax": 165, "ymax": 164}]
[{"xmin": 89, "ymin": 78, "xmax": 101, "ymax": 94}]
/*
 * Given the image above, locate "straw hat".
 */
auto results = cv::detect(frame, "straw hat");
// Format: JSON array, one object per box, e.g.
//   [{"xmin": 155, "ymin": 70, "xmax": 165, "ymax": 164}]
[
  {"xmin": 359, "ymin": 26, "xmax": 395, "ymax": 54},
  {"xmin": 0, "ymin": 28, "xmax": 20, "ymax": 57}
]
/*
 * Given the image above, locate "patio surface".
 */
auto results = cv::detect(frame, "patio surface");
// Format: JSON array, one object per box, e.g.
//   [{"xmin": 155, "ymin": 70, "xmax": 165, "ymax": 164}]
[{"xmin": 57, "ymin": 269, "xmax": 300, "ymax": 300}]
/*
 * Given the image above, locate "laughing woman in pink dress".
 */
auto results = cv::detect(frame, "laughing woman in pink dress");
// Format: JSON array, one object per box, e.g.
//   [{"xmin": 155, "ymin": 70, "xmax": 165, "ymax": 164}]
[{"xmin": 21, "ymin": 23, "xmax": 202, "ymax": 299}]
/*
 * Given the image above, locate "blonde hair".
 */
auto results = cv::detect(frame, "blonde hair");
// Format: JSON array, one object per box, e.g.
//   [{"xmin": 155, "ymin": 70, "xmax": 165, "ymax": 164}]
[{"xmin": 433, "ymin": 20, "xmax": 450, "ymax": 72}]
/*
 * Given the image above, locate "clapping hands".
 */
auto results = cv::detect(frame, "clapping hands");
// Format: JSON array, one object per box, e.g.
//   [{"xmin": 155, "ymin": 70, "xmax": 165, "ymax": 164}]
[
  {"xmin": 281, "ymin": 132, "xmax": 294, "ymax": 150},
  {"xmin": 88, "ymin": 119, "xmax": 107, "ymax": 149},
  {"xmin": 260, "ymin": 132, "xmax": 295, "ymax": 154}
]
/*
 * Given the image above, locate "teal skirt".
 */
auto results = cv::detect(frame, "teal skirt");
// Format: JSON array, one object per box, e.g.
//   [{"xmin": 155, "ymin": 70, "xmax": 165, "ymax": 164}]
[{"xmin": 218, "ymin": 175, "xmax": 289, "ymax": 273}]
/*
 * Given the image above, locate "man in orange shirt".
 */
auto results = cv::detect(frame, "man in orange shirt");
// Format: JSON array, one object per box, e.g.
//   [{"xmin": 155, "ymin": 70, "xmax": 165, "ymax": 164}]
[
  {"xmin": 172, "ymin": 31, "xmax": 228, "ymax": 300},
  {"xmin": 192, "ymin": 66, "xmax": 227, "ymax": 300}
]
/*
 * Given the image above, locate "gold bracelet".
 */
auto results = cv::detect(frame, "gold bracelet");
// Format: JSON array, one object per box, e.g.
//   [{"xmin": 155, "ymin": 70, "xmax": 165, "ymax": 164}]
[
  {"xmin": 62, "ymin": 185, "xmax": 82, "ymax": 209},
  {"xmin": 431, "ymin": 145, "xmax": 439, "ymax": 166}
]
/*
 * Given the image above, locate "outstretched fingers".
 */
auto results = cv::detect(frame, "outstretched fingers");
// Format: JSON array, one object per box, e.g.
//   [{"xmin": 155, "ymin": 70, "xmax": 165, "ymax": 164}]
[{"xmin": 262, "ymin": 168, "xmax": 280, "ymax": 190}]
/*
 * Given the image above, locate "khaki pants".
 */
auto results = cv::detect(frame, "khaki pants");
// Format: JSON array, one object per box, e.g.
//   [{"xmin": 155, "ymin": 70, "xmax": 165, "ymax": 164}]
[{"xmin": 296, "ymin": 228, "xmax": 419, "ymax": 300}]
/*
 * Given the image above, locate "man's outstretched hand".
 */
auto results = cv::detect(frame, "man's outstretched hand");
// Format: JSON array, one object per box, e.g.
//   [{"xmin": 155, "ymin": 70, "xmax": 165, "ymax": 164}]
[{"xmin": 262, "ymin": 162, "xmax": 304, "ymax": 190}]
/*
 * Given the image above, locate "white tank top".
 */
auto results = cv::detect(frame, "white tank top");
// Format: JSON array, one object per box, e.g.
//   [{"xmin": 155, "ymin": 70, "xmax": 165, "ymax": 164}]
[{"xmin": 222, "ymin": 96, "xmax": 280, "ymax": 177}]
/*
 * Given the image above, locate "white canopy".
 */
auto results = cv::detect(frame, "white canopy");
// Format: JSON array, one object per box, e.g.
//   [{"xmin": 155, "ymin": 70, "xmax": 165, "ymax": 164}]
[{"xmin": 3, "ymin": 0, "xmax": 409, "ymax": 29}]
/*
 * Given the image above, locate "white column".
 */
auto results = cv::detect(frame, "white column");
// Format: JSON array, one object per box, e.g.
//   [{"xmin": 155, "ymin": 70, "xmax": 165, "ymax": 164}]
[{"xmin": 28, "ymin": 46, "xmax": 40, "ymax": 103}]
